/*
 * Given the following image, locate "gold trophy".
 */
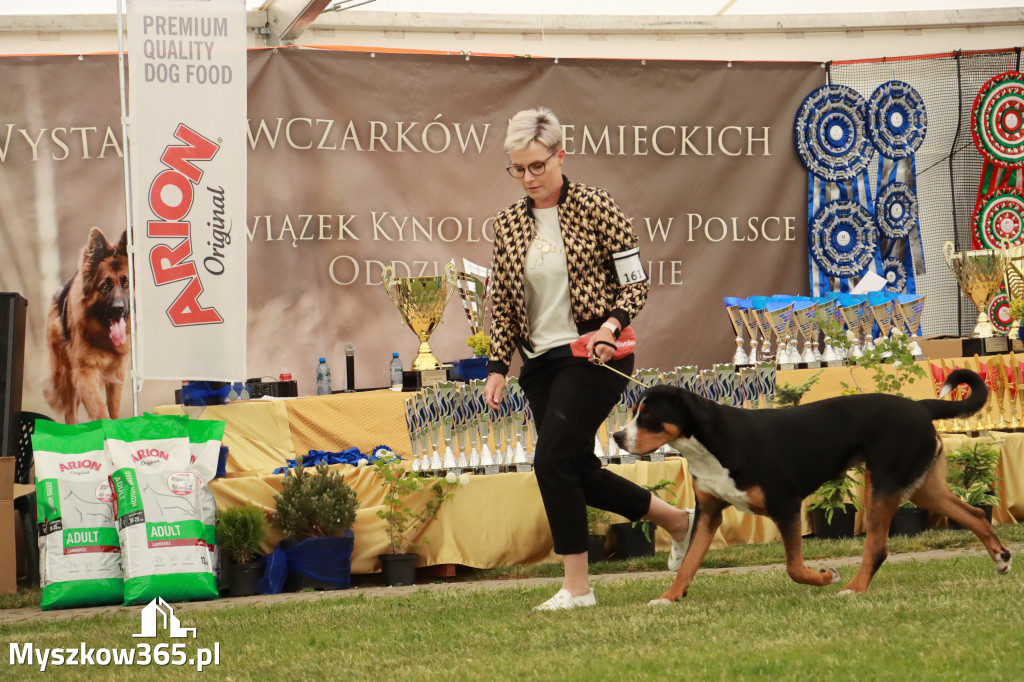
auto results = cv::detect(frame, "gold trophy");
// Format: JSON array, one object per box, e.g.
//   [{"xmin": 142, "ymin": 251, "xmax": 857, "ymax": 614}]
[
  {"xmin": 381, "ymin": 262, "xmax": 458, "ymax": 384},
  {"xmin": 942, "ymin": 241, "xmax": 1007, "ymax": 339}
]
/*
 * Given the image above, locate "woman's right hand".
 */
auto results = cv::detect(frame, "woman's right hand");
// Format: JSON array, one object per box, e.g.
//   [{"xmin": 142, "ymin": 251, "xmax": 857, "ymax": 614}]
[{"xmin": 484, "ymin": 372, "xmax": 506, "ymax": 409}]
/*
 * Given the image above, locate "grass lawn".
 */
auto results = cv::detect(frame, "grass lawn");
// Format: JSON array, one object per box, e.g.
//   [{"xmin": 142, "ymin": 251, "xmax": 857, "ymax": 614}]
[{"xmin": 4, "ymin": 526, "xmax": 1023, "ymax": 680}]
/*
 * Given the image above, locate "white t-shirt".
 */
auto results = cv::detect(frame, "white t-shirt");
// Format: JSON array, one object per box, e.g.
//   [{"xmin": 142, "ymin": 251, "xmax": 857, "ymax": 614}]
[{"xmin": 523, "ymin": 206, "xmax": 579, "ymax": 358}]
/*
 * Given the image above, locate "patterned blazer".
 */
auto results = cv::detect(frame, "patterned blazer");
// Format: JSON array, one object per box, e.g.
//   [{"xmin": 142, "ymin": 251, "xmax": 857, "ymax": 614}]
[{"xmin": 486, "ymin": 177, "xmax": 650, "ymax": 375}]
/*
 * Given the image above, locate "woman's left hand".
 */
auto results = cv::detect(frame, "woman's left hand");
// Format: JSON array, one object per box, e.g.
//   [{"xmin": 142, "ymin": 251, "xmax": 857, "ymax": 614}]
[{"xmin": 587, "ymin": 326, "xmax": 618, "ymax": 364}]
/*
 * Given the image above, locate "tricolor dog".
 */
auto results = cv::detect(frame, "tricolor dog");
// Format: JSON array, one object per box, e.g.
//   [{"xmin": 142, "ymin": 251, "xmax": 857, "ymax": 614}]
[{"xmin": 614, "ymin": 369, "xmax": 1012, "ymax": 605}]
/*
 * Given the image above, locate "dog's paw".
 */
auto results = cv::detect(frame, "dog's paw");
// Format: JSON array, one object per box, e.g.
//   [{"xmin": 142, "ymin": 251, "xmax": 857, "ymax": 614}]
[
  {"xmin": 648, "ymin": 598, "xmax": 674, "ymax": 607},
  {"xmin": 837, "ymin": 588, "xmax": 857, "ymax": 597},
  {"xmin": 820, "ymin": 567, "xmax": 841, "ymax": 584},
  {"xmin": 995, "ymin": 552, "xmax": 1011, "ymax": 575}
]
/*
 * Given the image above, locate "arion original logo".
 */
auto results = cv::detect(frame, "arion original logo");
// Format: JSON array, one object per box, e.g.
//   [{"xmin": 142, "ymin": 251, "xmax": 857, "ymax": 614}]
[
  {"xmin": 146, "ymin": 123, "xmax": 223, "ymax": 327},
  {"xmin": 131, "ymin": 448, "xmax": 171, "ymax": 465},
  {"xmin": 58, "ymin": 459, "xmax": 102, "ymax": 474}
]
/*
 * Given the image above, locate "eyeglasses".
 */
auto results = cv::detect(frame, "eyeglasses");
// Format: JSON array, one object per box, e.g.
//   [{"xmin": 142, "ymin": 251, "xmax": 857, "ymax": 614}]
[{"xmin": 506, "ymin": 150, "xmax": 558, "ymax": 179}]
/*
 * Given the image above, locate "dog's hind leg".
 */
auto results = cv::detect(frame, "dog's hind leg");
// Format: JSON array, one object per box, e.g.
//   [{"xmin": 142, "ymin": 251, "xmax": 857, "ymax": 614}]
[
  {"xmin": 839, "ymin": 474, "xmax": 899, "ymax": 595},
  {"xmin": 651, "ymin": 485, "xmax": 726, "ymax": 605},
  {"xmin": 910, "ymin": 462, "xmax": 1012, "ymax": 575},
  {"xmin": 776, "ymin": 509, "xmax": 841, "ymax": 587}
]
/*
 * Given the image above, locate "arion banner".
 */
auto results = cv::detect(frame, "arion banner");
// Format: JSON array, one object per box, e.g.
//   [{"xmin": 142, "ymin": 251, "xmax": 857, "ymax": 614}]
[{"xmin": 126, "ymin": 0, "xmax": 247, "ymax": 380}]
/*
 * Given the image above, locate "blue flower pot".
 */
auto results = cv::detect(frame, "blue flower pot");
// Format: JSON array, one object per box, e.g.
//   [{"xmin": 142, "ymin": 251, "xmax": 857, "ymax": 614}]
[{"xmin": 452, "ymin": 356, "xmax": 488, "ymax": 382}]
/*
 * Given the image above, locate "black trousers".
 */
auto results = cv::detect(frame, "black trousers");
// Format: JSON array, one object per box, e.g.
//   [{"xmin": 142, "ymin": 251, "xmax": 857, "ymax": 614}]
[{"xmin": 519, "ymin": 349, "xmax": 652, "ymax": 555}]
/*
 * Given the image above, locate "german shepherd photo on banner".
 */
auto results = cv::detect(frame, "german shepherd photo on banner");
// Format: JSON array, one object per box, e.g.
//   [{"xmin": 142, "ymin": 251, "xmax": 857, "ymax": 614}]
[{"xmin": 45, "ymin": 227, "xmax": 131, "ymax": 424}]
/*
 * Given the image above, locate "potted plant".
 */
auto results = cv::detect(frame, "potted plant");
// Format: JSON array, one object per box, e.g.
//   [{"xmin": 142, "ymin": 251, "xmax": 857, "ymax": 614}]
[
  {"xmin": 1009, "ymin": 298, "xmax": 1024, "ymax": 341},
  {"xmin": 272, "ymin": 460, "xmax": 359, "ymax": 591},
  {"xmin": 947, "ymin": 439, "xmax": 1002, "ymax": 528},
  {"xmin": 610, "ymin": 479, "xmax": 674, "ymax": 559},
  {"xmin": 890, "ymin": 501, "xmax": 930, "ymax": 537},
  {"xmin": 453, "ymin": 332, "xmax": 491, "ymax": 382},
  {"xmin": 373, "ymin": 450, "xmax": 464, "ymax": 586},
  {"xmin": 808, "ymin": 466, "xmax": 862, "ymax": 538},
  {"xmin": 586, "ymin": 506, "xmax": 611, "ymax": 563},
  {"xmin": 774, "ymin": 369, "xmax": 823, "ymax": 407},
  {"xmin": 217, "ymin": 502, "xmax": 268, "ymax": 597}
]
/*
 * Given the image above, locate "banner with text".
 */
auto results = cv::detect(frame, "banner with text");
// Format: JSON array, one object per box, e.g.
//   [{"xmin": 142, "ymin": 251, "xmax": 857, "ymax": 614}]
[
  {"xmin": 127, "ymin": 0, "xmax": 247, "ymax": 380},
  {"xmin": 0, "ymin": 49, "xmax": 820, "ymax": 420}
]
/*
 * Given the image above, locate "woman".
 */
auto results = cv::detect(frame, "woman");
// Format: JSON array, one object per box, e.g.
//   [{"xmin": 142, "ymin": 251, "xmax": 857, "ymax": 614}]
[{"xmin": 483, "ymin": 107, "xmax": 693, "ymax": 611}]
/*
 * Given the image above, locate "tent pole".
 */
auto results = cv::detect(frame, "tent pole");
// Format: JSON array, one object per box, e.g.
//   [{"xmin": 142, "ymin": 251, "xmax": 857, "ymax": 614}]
[{"xmin": 116, "ymin": 0, "xmax": 141, "ymax": 418}]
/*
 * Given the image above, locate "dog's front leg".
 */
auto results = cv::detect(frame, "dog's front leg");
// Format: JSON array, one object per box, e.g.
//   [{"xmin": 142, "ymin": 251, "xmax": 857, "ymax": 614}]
[
  {"xmin": 106, "ymin": 379, "xmax": 124, "ymax": 420},
  {"xmin": 777, "ymin": 513, "xmax": 841, "ymax": 587},
  {"xmin": 74, "ymin": 369, "xmax": 111, "ymax": 421},
  {"xmin": 652, "ymin": 485, "xmax": 727, "ymax": 605}
]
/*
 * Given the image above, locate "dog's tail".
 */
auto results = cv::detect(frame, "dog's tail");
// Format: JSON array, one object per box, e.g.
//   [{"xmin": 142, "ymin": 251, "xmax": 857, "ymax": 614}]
[{"xmin": 921, "ymin": 369, "xmax": 988, "ymax": 421}]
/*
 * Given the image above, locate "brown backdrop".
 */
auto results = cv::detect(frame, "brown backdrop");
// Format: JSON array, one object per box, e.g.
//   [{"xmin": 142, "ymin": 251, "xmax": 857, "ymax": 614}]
[{"xmin": 0, "ymin": 49, "xmax": 821, "ymax": 419}]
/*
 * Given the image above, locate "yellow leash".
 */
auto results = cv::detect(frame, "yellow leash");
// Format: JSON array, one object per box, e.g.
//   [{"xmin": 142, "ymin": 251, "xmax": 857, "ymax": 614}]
[{"xmin": 592, "ymin": 356, "xmax": 647, "ymax": 387}]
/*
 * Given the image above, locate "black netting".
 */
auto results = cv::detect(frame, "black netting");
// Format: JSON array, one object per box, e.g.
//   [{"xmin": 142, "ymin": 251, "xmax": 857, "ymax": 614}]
[{"xmin": 830, "ymin": 48, "xmax": 1022, "ymax": 338}]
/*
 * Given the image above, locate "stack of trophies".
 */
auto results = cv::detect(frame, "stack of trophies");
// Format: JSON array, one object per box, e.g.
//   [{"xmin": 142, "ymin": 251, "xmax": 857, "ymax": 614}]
[
  {"xmin": 400, "ymin": 363, "xmax": 780, "ymax": 476},
  {"xmin": 722, "ymin": 292, "xmax": 926, "ymax": 369},
  {"xmin": 931, "ymin": 354, "xmax": 1024, "ymax": 434},
  {"xmin": 405, "ymin": 378, "xmax": 536, "ymax": 476}
]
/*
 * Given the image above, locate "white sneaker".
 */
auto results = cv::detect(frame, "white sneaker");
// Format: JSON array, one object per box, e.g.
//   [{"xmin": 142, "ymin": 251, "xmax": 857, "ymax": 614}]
[
  {"xmin": 533, "ymin": 588, "xmax": 596, "ymax": 611},
  {"xmin": 667, "ymin": 509, "xmax": 696, "ymax": 572}
]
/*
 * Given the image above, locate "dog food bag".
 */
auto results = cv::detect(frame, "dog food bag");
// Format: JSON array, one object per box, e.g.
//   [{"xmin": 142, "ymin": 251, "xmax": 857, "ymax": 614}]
[
  {"xmin": 103, "ymin": 415, "xmax": 218, "ymax": 605},
  {"xmin": 32, "ymin": 420, "xmax": 124, "ymax": 611},
  {"xmin": 184, "ymin": 418, "xmax": 226, "ymax": 581}
]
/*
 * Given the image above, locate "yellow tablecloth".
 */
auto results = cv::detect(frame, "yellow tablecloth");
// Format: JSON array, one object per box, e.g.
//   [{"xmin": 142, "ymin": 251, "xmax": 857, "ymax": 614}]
[{"xmin": 205, "ymin": 457, "xmax": 789, "ymax": 574}]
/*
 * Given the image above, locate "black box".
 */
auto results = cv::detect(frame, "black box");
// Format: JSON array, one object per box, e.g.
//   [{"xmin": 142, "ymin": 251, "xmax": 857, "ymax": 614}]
[
  {"xmin": 960, "ymin": 336, "xmax": 1010, "ymax": 357},
  {"xmin": 245, "ymin": 379, "xmax": 298, "ymax": 398}
]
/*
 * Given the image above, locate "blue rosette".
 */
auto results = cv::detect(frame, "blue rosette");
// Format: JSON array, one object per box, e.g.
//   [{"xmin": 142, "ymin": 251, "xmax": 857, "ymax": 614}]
[
  {"xmin": 875, "ymin": 182, "xmax": 918, "ymax": 240},
  {"xmin": 868, "ymin": 80, "xmax": 927, "ymax": 160},
  {"xmin": 809, "ymin": 200, "xmax": 879, "ymax": 280},
  {"xmin": 795, "ymin": 84, "xmax": 874, "ymax": 183}
]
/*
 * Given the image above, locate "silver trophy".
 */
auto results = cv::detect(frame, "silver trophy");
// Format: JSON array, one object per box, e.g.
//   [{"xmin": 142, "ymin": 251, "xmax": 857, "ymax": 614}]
[
  {"xmin": 602, "ymin": 406, "xmax": 618, "ymax": 464},
  {"xmin": 869, "ymin": 295, "xmax": 895, "ymax": 352},
  {"xmin": 738, "ymin": 366, "xmax": 760, "ymax": 409},
  {"xmin": 750, "ymin": 299, "xmax": 776, "ymax": 361},
  {"xmin": 417, "ymin": 390, "xmax": 443, "ymax": 473},
  {"xmin": 404, "ymin": 397, "xmax": 424, "ymax": 473},
  {"xmin": 432, "ymin": 381, "xmax": 460, "ymax": 472},
  {"xmin": 839, "ymin": 300, "xmax": 865, "ymax": 360},
  {"xmin": 737, "ymin": 304, "xmax": 761, "ymax": 365},
  {"xmin": 896, "ymin": 294, "xmax": 926, "ymax": 358},
  {"xmin": 615, "ymin": 402, "xmax": 635, "ymax": 464},
  {"xmin": 755, "ymin": 361, "xmax": 776, "ymax": 409},
  {"xmin": 792, "ymin": 300, "xmax": 820, "ymax": 367},
  {"xmin": 724, "ymin": 297, "xmax": 750, "ymax": 366},
  {"xmin": 764, "ymin": 302, "xmax": 796, "ymax": 368}
]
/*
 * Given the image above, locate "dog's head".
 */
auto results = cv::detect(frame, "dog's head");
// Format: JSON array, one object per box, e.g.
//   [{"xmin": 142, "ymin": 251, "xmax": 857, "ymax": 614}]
[
  {"xmin": 79, "ymin": 227, "xmax": 130, "ymax": 347},
  {"xmin": 613, "ymin": 384, "xmax": 706, "ymax": 455}
]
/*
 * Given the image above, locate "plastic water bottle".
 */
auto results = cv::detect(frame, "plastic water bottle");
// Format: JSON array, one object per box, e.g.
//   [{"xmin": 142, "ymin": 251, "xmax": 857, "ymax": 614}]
[
  {"xmin": 316, "ymin": 357, "xmax": 332, "ymax": 395},
  {"xmin": 389, "ymin": 352, "xmax": 403, "ymax": 391}
]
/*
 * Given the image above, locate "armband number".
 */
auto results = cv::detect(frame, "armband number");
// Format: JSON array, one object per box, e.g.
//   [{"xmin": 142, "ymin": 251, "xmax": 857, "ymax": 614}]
[{"xmin": 612, "ymin": 247, "xmax": 648, "ymax": 286}]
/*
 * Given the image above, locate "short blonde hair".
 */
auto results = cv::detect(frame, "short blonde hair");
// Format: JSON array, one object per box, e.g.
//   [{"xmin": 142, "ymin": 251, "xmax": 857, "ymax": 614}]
[{"xmin": 503, "ymin": 107, "xmax": 562, "ymax": 154}]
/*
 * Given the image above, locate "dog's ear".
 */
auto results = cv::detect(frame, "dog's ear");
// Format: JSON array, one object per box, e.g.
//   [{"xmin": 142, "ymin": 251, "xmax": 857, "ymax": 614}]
[
  {"xmin": 677, "ymin": 390, "xmax": 710, "ymax": 434},
  {"xmin": 79, "ymin": 227, "xmax": 112, "ymax": 295},
  {"xmin": 115, "ymin": 230, "xmax": 128, "ymax": 257}
]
